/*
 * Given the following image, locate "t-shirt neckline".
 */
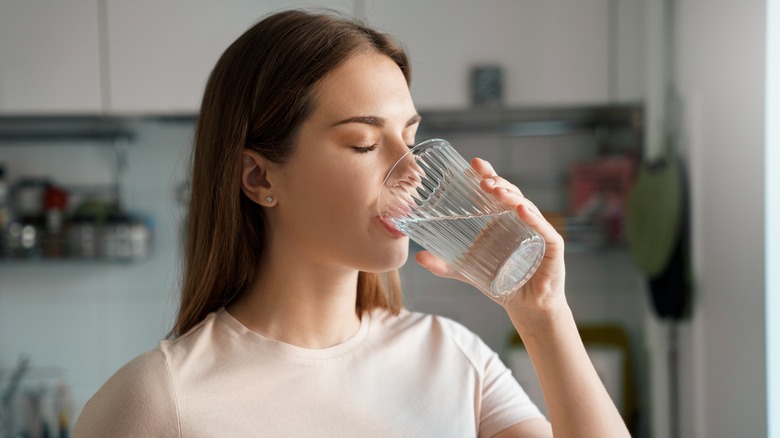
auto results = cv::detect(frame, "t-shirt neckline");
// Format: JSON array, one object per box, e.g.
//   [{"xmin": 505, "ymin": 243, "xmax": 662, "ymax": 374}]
[{"xmin": 216, "ymin": 307, "xmax": 372, "ymax": 361}]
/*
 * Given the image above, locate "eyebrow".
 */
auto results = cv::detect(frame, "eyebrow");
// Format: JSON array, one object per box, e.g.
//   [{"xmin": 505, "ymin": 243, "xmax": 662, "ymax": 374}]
[{"xmin": 330, "ymin": 114, "xmax": 422, "ymax": 128}]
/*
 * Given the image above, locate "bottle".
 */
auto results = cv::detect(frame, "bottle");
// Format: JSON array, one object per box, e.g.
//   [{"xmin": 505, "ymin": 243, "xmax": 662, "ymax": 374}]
[{"xmin": 43, "ymin": 184, "xmax": 68, "ymax": 258}]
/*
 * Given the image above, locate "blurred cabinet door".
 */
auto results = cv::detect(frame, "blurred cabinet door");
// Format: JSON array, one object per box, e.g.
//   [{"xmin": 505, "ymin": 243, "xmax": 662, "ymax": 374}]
[
  {"xmin": 106, "ymin": 0, "xmax": 354, "ymax": 114},
  {"xmin": 0, "ymin": 0, "xmax": 102, "ymax": 114},
  {"xmin": 364, "ymin": 0, "xmax": 642, "ymax": 108}
]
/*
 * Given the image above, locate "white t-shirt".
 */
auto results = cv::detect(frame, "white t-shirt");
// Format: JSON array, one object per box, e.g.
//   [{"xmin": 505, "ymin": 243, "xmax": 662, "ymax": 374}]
[{"xmin": 73, "ymin": 308, "xmax": 543, "ymax": 437}]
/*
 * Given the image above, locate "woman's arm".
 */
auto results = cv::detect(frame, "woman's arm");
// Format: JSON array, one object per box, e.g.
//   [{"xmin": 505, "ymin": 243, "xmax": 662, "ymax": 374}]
[
  {"xmin": 502, "ymin": 304, "xmax": 628, "ymax": 437},
  {"xmin": 498, "ymin": 182, "xmax": 628, "ymax": 438},
  {"xmin": 417, "ymin": 158, "xmax": 630, "ymax": 438}
]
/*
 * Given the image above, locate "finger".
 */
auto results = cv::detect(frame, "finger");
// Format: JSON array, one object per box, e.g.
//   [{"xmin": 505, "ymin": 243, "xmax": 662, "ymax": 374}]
[
  {"xmin": 513, "ymin": 198, "xmax": 565, "ymax": 258},
  {"xmin": 492, "ymin": 188, "xmax": 561, "ymax": 248},
  {"xmin": 480, "ymin": 175, "xmax": 523, "ymax": 197},
  {"xmin": 470, "ymin": 157, "xmax": 497, "ymax": 178},
  {"xmin": 491, "ymin": 186, "xmax": 529, "ymax": 209},
  {"xmin": 415, "ymin": 251, "xmax": 461, "ymax": 280},
  {"xmin": 471, "ymin": 158, "xmax": 525, "ymax": 197}
]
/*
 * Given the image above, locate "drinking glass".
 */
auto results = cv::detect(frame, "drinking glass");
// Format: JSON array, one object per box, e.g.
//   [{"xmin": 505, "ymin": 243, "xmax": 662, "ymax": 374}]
[{"xmin": 378, "ymin": 138, "xmax": 545, "ymax": 298}]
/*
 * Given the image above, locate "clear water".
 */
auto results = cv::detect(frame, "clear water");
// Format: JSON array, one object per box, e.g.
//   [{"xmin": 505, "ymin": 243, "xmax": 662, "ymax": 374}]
[{"xmin": 394, "ymin": 210, "xmax": 545, "ymax": 297}]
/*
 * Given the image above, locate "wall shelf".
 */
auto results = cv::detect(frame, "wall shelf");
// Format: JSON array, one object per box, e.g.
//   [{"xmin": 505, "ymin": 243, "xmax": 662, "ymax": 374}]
[
  {"xmin": 0, "ymin": 114, "xmax": 195, "ymax": 144},
  {"xmin": 0, "ymin": 115, "xmax": 136, "ymax": 143},
  {"xmin": 0, "ymin": 104, "xmax": 642, "ymax": 143},
  {"xmin": 418, "ymin": 103, "xmax": 643, "ymax": 139}
]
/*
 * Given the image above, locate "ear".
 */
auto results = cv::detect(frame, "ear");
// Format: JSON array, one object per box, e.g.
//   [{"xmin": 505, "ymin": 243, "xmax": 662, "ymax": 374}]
[{"xmin": 240, "ymin": 149, "xmax": 277, "ymax": 206}]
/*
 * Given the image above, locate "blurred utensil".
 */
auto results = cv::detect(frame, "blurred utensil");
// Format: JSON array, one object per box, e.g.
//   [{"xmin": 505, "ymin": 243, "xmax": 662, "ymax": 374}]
[{"xmin": 1, "ymin": 356, "xmax": 30, "ymax": 438}]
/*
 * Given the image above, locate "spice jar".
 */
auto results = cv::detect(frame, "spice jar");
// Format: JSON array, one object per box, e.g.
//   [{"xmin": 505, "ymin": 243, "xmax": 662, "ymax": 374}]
[{"xmin": 43, "ymin": 184, "xmax": 68, "ymax": 258}]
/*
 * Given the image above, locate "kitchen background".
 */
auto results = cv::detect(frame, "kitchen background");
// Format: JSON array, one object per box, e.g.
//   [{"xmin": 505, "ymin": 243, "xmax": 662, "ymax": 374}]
[{"xmin": 0, "ymin": 1, "xmax": 776, "ymax": 438}]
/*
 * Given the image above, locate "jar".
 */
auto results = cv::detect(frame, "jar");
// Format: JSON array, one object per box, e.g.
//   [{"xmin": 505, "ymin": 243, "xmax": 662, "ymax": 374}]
[{"xmin": 68, "ymin": 217, "xmax": 97, "ymax": 259}]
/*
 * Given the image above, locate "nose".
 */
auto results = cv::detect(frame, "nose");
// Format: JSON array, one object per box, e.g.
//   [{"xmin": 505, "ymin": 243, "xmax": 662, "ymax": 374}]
[
  {"xmin": 390, "ymin": 135, "xmax": 414, "ymax": 161},
  {"xmin": 380, "ymin": 136, "xmax": 412, "ymax": 175}
]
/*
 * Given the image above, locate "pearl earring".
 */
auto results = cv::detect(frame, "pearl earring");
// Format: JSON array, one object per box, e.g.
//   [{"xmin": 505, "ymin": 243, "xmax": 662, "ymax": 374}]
[{"xmin": 265, "ymin": 196, "xmax": 273, "ymax": 203}]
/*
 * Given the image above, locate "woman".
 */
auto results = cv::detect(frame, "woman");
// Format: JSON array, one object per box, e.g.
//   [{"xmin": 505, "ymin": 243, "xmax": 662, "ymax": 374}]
[{"xmin": 73, "ymin": 9, "xmax": 629, "ymax": 437}]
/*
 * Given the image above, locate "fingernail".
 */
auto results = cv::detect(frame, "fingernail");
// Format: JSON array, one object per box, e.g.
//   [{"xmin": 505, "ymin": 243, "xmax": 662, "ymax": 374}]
[{"xmin": 484, "ymin": 177, "xmax": 496, "ymax": 186}]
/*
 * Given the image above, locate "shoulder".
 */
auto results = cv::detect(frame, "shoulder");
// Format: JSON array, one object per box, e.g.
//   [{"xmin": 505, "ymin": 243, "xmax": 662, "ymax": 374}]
[
  {"xmin": 382, "ymin": 311, "xmax": 547, "ymax": 433},
  {"xmin": 73, "ymin": 348, "xmax": 180, "ymax": 437},
  {"xmin": 370, "ymin": 308, "xmax": 492, "ymax": 370},
  {"xmin": 370, "ymin": 307, "xmax": 473, "ymax": 334},
  {"xmin": 428, "ymin": 312, "xmax": 497, "ymax": 373}
]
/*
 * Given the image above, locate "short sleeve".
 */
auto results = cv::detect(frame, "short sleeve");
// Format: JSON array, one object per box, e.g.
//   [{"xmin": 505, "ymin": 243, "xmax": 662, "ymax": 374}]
[
  {"xmin": 438, "ymin": 317, "xmax": 545, "ymax": 437},
  {"xmin": 72, "ymin": 349, "xmax": 180, "ymax": 438}
]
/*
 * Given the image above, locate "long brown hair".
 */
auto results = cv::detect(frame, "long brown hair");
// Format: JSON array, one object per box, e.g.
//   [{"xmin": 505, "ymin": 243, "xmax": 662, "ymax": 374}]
[{"xmin": 172, "ymin": 10, "xmax": 410, "ymax": 337}]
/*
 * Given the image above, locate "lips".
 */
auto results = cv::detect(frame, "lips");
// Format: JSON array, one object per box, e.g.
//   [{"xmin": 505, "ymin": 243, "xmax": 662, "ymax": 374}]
[{"xmin": 378, "ymin": 217, "xmax": 407, "ymax": 238}]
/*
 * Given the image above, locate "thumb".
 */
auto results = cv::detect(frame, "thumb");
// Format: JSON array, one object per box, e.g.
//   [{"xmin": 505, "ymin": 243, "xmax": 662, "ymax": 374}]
[{"xmin": 415, "ymin": 251, "xmax": 461, "ymax": 280}]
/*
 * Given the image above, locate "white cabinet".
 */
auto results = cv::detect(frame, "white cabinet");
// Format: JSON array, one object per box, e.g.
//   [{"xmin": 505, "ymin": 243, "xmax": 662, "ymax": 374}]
[
  {"xmin": 105, "ymin": 0, "xmax": 355, "ymax": 114},
  {"xmin": 0, "ymin": 0, "xmax": 355, "ymax": 115},
  {"xmin": 0, "ymin": 0, "xmax": 102, "ymax": 114},
  {"xmin": 0, "ymin": 1, "xmax": 642, "ymax": 115},
  {"xmin": 364, "ymin": 0, "xmax": 643, "ymax": 108}
]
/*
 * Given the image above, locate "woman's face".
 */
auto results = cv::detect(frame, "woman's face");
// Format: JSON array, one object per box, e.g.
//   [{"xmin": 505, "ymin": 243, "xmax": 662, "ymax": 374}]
[{"xmin": 267, "ymin": 51, "xmax": 420, "ymax": 273}]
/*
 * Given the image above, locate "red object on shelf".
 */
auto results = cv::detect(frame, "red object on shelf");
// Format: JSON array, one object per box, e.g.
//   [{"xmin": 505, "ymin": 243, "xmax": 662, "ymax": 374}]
[
  {"xmin": 569, "ymin": 156, "xmax": 637, "ymax": 243},
  {"xmin": 44, "ymin": 184, "xmax": 68, "ymax": 211}
]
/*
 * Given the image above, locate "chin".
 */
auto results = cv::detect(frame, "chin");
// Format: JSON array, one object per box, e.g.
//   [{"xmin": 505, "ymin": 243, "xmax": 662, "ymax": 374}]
[
  {"xmin": 360, "ymin": 242, "xmax": 410, "ymax": 272},
  {"xmin": 386, "ymin": 251, "xmax": 410, "ymax": 271}
]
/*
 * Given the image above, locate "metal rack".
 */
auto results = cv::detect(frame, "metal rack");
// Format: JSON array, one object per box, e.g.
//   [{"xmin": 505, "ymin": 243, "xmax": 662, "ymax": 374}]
[
  {"xmin": 0, "ymin": 116, "xmax": 162, "ymax": 263},
  {"xmin": 0, "ymin": 115, "xmax": 134, "ymax": 143},
  {"xmin": 417, "ymin": 103, "xmax": 643, "ymax": 139}
]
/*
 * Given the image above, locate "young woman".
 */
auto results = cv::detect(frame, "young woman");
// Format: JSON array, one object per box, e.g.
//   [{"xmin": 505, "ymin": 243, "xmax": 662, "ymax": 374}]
[{"xmin": 73, "ymin": 9, "xmax": 629, "ymax": 437}]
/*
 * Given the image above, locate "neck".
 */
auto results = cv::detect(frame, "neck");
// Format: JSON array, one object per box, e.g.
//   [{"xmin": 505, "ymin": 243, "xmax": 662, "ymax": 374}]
[{"xmin": 227, "ymin": 241, "xmax": 362, "ymax": 349}]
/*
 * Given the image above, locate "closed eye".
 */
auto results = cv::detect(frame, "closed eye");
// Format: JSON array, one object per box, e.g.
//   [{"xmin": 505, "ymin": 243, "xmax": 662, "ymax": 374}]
[{"xmin": 351, "ymin": 144, "xmax": 378, "ymax": 153}]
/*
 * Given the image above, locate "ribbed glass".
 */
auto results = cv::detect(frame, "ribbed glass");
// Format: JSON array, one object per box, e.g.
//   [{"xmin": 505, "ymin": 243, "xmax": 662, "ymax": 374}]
[{"xmin": 379, "ymin": 139, "xmax": 545, "ymax": 297}]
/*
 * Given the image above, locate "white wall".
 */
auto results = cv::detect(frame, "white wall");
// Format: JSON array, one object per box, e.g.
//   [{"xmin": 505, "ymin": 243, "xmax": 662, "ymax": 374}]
[
  {"xmin": 674, "ymin": 0, "xmax": 768, "ymax": 436},
  {"xmin": 766, "ymin": 0, "xmax": 780, "ymax": 435}
]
